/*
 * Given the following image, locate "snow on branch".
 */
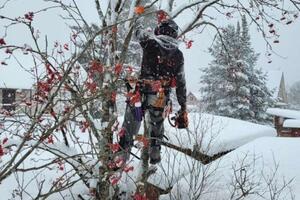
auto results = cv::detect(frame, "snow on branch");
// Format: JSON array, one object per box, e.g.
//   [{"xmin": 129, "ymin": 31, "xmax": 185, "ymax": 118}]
[
  {"xmin": 125, "ymin": 0, "xmax": 138, "ymax": 29},
  {"xmin": 174, "ymin": 0, "xmax": 220, "ymax": 36},
  {"xmin": 110, "ymin": 0, "xmax": 118, "ymax": 25},
  {"xmin": 171, "ymin": 0, "xmax": 218, "ymax": 19},
  {"xmin": 94, "ymin": 0, "xmax": 107, "ymax": 27},
  {"xmin": 166, "ymin": 0, "xmax": 175, "ymax": 13}
]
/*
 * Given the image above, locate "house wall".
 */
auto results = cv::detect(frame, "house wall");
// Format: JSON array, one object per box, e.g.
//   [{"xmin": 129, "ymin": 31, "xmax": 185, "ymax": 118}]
[
  {"xmin": 0, "ymin": 86, "xmax": 80, "ymax": 116},
  {"xmin": 187, "ymin": 92, "xmax": 200, "ymax": 106},
  {"xmin": 0, "ymin": 88, "xmax": 34, "ymax": 114},
  {"xmin": 1, "ymin": 86, "xmax": 89, "ymax": 117},
  {"xmin": 17, "ymin": 89, "xmax": 34, "ymax": 114}
]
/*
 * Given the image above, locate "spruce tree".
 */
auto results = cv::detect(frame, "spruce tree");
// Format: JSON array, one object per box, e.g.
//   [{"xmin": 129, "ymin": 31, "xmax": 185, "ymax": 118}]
[
  {"xmin": 240, "ymin": 15, "xmax": 274, "ymax": 122},
  {"xmin": 201, "ymin": 25, "xmax": 252, "ymax": 120},
  {"xmin": 201, "ymin": 16, "xmax": 273, "ymax": 122}
]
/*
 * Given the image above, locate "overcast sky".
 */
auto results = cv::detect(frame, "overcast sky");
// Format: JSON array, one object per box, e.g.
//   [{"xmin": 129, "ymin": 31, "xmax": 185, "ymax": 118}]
[{"xmin": 0, "ymin": 0, "xmax": 299, "ymax": 93}]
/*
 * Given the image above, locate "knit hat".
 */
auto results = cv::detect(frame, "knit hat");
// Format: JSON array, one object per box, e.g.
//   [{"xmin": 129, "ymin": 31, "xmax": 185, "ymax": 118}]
[{"xmin": 154, "ymin": 19, "xmax": 178, "ymax": 39}]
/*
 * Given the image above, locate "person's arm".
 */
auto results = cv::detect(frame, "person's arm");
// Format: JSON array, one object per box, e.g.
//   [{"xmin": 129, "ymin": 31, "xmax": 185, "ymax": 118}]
[
  {"xmin": 176, "ymin": 53, "xmax": 187, "ymax": 111},
  {"xmin": 175, "ymin": 53, "xmax": 188, "ymax": 128}
]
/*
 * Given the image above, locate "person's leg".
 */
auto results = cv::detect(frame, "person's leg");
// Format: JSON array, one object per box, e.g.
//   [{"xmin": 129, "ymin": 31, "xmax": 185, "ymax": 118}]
[
  {"xmin": 118, "ymin": 104, "xmax": 141, "ymax": 161},
  {"xmin": 144, "ymin": 92, "xmax": 168, "ymax": 164},
  {"xmin": 147, "ymin": 107, "xmax": 165, "ymax": 164}
]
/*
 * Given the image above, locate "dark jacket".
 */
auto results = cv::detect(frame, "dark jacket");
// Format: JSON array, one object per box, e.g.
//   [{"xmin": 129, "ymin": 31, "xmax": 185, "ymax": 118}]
[{"xmin": 135, "ymin": 29, "xmax": 187, "ymax": 108}]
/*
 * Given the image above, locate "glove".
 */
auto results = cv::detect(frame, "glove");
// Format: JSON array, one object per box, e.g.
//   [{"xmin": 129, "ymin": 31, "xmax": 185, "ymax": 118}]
[{"xmin": 175, "ymin": 107, "xmax": 188, "ymax": 129}]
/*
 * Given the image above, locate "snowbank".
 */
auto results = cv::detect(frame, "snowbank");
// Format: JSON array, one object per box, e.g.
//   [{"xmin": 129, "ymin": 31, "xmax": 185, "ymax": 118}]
[
  {"xmin": 164, "ymin": 113, "xmax": 276, "ymax": 156},
  {"xmin": 0, "ymin": 117, "xmax": 94, "ymax": 199},
  {"xmin": 0, "ymin": 150, "xmax": 88, "ymax": 200},
  {"xmin": 116, "ymin": 146, "xmax": 200, "ymax": 197},
  {"xmin": 162, "ymin": 137, "xmax": 300, "ymax": 200},
  {"xmin": 0, "ymin": 113, "xmax": 278, "ymax": 199},
  {"xmin": 119, "ymin": 113, "xmax": 277, "ymax": 193}
]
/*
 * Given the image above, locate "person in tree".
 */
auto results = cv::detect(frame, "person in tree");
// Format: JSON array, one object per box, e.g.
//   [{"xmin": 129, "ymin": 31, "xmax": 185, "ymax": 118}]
[{"xmin": 118, "ymin": 12, "xmax": 188, "ymax": 165}]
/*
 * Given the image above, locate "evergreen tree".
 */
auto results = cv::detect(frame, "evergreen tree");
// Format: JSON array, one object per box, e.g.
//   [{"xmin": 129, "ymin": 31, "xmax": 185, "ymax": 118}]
[
  {"xmin": 240, "ymin": 15, "xmax": 274, "ymax": 122},
  {"xmin": 250, "ymin": 68, "xmax": 274, "ymax": 121},
  {"xmin": 201, "ymin": 25, "xmax": 253, "ymax": 120},
  {"xmin": 201, "ymin": 16, "xmax": 273, "ymax": 122},
  {"xmin": 288, "ymin": 81, "xmax": 300, "ymax": 110}
]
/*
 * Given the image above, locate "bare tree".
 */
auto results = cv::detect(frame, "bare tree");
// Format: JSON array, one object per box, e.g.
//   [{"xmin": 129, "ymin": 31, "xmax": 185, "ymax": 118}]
[{"xmin": 0, "ymin": 0, "xmax": 299, "ymax": 199}]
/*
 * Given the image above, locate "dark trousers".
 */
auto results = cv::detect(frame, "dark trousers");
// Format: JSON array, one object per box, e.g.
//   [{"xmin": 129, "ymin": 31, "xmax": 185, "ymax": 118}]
[{"xmin": 119, "ymin": 93, "xmax": 167, "ymax": 163}]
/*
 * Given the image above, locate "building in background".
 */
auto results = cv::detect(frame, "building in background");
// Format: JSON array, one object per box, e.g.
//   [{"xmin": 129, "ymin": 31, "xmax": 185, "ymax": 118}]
[
  {"xmin": 0, "ymin": 68, "xmax": 34, "ymax": 114},
  {"xmin": 266, "ymin": 70, "xmax": 288, "ymax": 107},
  {"xmin": 186, "ymin": 91, "xmax": 202, "ymax": 112},
  {"xmin": 0, "ymin": 85, "xmax": 33, "ymax": 113},
  {"xmin": 187, "ymin": 91, "xmax": 200, "ymax": 105},
  {"xmin": 267, "ymin": 108, "xmax": 300, "ymax": 137}
]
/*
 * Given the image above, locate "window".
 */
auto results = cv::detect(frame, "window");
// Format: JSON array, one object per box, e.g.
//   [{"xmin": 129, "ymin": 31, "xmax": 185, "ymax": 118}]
[{"xmin": 2, "ymin": 89, "xmax": 16, "ymax": 111}]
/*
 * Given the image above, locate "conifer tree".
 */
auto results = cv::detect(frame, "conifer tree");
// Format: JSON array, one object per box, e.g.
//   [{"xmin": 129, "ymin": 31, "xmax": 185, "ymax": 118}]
[
  {"xmin": 240, "ymin": 15, "xmax": 274, "ymax": 122},
  {"xmin": 201, "ymin": 17, "xmax": 273, "ymax": 122},
  {"xmin": 201, "ymin": 25, "xmax": 253, "ymax": 120}
]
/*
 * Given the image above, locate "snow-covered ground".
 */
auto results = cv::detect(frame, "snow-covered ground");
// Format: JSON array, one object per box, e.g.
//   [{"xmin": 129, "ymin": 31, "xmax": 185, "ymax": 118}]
[
  {"xmin": 0, "ymin": 117, "xmax": 93, "ymax": 199},
  {"xmin": 164, "ymin": 113, "xmax": 276, "ymax": 156},
  {"xmin": 0, "ymin": 113, "xmax": 294, "ymax": 200},
  {"xmin": 161, "ymin": 137, "xmax": 300, "ymax": 200},
  {"xmin": 0, "ymin": 150, "xmax": 87, "ymax": 200}
]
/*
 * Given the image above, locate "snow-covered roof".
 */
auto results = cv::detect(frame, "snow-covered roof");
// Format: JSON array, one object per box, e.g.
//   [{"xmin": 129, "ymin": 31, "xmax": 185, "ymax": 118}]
[
  {"xmin": 118, "ymin": 112, "xmax": 276, "ymax": 191},
  {"xmin": 266, "ymin": 108, "xmax": 300, "ymax": 119},
  {"xmin": 161, "ymin": 137, "xmax": 300, "ymax": 200},
  {"xmin": 283, "ymin": 119, "xmax": 300, "ymax": 128},
  {"xmin": 265, "ymin": 70, "xmax": 283, "ymax": 98},
  {"xmin": 165, "ymin": 112, "xmax": 276, "ymax": 156},
  {"xmin": 0, "ymin": 114, "xmax": 292, "ymax": 199},
  {"xmin": 117, "ymin": 112, "xmax": 277, "ymax": 191}
]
